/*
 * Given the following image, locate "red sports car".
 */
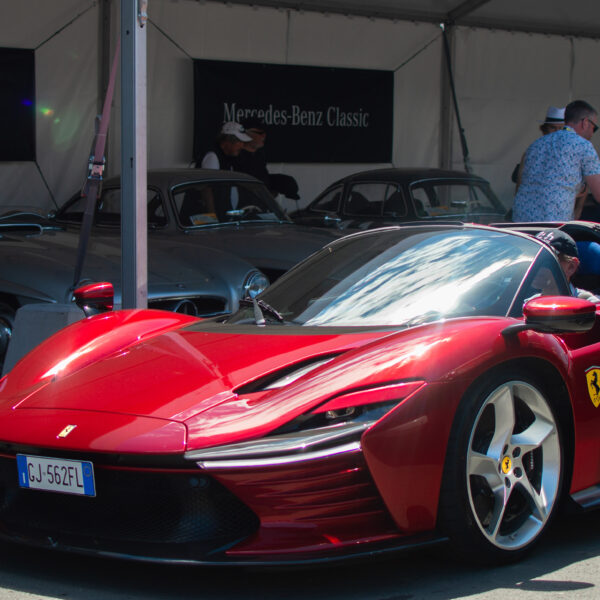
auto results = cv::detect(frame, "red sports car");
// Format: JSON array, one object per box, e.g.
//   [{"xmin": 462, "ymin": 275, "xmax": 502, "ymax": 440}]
[{"xmin": 0, "ymin": 223, "xmax": 598, "ymax": 566}]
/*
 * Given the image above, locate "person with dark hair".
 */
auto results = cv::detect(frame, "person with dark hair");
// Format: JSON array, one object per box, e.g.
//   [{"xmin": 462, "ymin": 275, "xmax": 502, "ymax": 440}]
[
  {"xmin": 512, "ymin": 99, "xmax": 600, "ymax": 222},
  {"xmin": 235, "ymin": 117, "xmax": 271, "ymax": 186},
  {"xmin": 198, "ymin": 121, "xmax": 251, "ymax": 170},
  {"xmin": 535, "ymin": 228, "xmax": 600, "ymax": 301},
  {"xmin": 235, "ymin": 117, "xmax": 301, "ymax": 207}
]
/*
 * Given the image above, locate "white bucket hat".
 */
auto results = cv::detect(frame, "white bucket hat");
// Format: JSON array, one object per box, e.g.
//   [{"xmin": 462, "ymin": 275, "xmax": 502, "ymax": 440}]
[{"xmin": 540, "ymin": 106, "xmax": 565, "ymax": 124}]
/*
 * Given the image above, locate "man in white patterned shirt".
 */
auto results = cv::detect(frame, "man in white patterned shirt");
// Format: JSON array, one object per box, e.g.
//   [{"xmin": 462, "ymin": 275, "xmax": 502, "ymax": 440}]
[{"xmin": 512, "ymin": 100, "xmax": 600, "ymax": 222}]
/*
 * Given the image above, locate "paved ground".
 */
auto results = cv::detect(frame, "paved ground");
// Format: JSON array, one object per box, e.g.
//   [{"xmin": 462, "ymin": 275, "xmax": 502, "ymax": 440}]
[{"xmin": 0, "ymin": 508, "xmax": 598, "ymax": 599}]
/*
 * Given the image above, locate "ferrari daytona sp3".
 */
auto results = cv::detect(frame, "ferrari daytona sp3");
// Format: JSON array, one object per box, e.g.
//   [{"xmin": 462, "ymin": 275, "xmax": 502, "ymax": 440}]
[{"xmin": 0, "ymin": 223, "xmax": 599, "ymax": 566}]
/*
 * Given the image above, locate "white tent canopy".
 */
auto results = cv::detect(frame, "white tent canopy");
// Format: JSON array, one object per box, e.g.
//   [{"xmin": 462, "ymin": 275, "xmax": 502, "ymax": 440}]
[
  {"xmin": 1, "ymin": 0, "xmax": 599, "ymax": 214},
  {"xmin": 229, "ymin": 0, "xmax": 600, "ymax": 38}
]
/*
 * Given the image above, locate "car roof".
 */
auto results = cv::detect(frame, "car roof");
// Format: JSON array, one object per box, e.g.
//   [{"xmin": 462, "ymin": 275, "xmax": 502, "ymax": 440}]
[{"xmin": 327, "ymin": 167, "xmax": 489, "ymax": 187}]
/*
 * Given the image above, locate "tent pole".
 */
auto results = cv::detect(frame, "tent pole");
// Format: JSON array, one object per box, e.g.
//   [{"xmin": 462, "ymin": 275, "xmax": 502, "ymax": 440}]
[
  {"xmin": 120, "ymin": 0, "xmax": 148, "ymax": 310},
  {"xmin": 439, "ymin": 24, "xmax": 454, "ymax": 171}
]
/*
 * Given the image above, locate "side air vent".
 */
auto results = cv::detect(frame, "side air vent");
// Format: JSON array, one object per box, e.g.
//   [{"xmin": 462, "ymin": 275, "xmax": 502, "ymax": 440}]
[{"xmin": 235, "ymin": 355, "xmax": 339, "ymax": 394}]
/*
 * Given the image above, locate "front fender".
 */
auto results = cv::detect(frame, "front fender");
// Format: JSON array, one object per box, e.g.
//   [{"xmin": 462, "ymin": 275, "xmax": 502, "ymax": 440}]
[{"xmin": 361, "ymin": 318, "xmax": 572, "ymax": 534}]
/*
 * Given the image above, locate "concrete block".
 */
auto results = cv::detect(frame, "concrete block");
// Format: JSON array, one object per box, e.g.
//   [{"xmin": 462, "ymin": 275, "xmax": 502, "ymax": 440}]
[{"xmin": 3, "ymin": 303, "xmax": 85, "ymax": 375}]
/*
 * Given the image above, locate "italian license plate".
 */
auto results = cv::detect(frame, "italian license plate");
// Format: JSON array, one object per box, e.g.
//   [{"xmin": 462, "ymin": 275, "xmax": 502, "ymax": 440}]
[{"xmin": 16, "ymin": 454, "xmax": 95, "ymax": 497}]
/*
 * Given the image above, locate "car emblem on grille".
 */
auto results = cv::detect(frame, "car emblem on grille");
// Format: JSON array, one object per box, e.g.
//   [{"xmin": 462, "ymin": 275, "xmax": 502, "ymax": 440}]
[{"xmin": 57, "ymin": 425, "xmax": 77, "ymax": 438}]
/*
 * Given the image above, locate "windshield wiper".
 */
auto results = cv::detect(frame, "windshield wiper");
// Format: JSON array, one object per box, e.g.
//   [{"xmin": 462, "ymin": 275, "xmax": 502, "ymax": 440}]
[{"xmin": 239, "ymin": 298, "xmax": 284, "ymax": 324}]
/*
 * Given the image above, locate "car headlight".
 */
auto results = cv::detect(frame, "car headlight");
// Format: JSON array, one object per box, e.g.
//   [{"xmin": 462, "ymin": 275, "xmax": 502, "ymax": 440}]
[
  {"xmin": 242, "ymin": 270, "xmax": 269, "ymax": 299},
  {"xmin": 189, "ymin": 380, "xmax": 426, "ymax": 469},
  {"xmin": 279, "ymin": 380, "xmax": 426, "ymax": 434}
]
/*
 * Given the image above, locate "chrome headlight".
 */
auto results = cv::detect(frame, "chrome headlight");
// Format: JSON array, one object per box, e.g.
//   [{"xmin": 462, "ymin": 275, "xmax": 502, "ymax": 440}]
[
  {"xmin": 243, "ymin": 270, "xmax": 269, "ymax": 299},
  {"xmin": 188, "ymin": 381, "xmax": 426, "ymax": 469}
]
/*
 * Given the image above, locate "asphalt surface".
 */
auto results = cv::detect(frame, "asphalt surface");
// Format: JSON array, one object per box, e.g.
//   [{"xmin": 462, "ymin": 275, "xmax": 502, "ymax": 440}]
[{"xmin": 0, "ymin": 509, "xmax": 598, "ymax": 599}]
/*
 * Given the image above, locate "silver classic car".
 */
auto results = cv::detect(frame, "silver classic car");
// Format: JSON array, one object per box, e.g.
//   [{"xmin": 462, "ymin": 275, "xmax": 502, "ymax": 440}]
[
  {"xmin": 0, "ymin": 216, "xmax": 268, "ymax": 370},
  {"xmin": 55, "ymin": 169, "xmax": 343, "ymax": 283}
]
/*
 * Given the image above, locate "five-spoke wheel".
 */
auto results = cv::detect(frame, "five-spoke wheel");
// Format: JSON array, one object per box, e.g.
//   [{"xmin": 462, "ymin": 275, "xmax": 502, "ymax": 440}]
[{"xmin": 439, "ymin": 369, "xmax": 564, "ymax": 564}]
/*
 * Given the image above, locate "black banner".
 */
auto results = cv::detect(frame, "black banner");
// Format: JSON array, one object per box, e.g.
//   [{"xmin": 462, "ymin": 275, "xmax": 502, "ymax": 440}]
[
  {"xmin": 194, "ymin": 59, "xmax": 393, "ymax": 163},
  {"xmin": 0, "ymin": 48, "xmax": 35, "ymax": 161}
]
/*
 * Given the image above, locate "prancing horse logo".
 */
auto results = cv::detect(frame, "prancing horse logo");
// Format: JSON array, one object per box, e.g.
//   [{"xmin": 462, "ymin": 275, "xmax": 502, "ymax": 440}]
[
  {"xmin": 57, "ymin": 424, "xmax": 77, "ymax": 439},
  {"xmin": 586, "ymin": 367, "xmax": 600, "ymax": 408}
]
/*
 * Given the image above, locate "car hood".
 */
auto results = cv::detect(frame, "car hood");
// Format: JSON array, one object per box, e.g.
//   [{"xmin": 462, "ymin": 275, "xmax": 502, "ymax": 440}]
[
  {"xmin": 0, "ymin": 229, "xmax": 244, "ymax": 304},
  {"xmin": 0, "ymin": 314, "xmax": 522, "ymax": 454},
  {"xmin": 177, "ymin": 223, "xmax": 342, "ymax": 270}
]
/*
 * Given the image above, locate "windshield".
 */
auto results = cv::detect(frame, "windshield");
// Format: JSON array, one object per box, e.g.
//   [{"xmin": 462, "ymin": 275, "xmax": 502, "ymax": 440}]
[
  {"xmin": 172, "ymin": 181, "xmax": 288, "ymax": 227},
  {"xmin": 57, "ymin": 187, "xmax": 168, "ymax": 227},
  {"xmin": 229, "ymin": 227, "xmax": 540, "ymax": 327}
]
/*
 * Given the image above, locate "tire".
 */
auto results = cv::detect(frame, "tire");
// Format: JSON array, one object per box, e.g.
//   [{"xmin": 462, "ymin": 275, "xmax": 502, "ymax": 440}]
[
  {"xmin": 438, "ymin": 367, "xmax": 564, "ymax": 565},
  {"xmin": 0, "ymin": 302, "xmax": 15, "ymax": 373}
]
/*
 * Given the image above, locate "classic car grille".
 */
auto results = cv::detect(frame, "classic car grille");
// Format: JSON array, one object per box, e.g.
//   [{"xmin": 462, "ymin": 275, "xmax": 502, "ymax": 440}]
[
  {"xmin": 148, "ymin": 296, "xmax": 227, "ymax": 317},
  {"xmin": 0, "ymin": 455, "xmax": 258, "ymax": 559}
]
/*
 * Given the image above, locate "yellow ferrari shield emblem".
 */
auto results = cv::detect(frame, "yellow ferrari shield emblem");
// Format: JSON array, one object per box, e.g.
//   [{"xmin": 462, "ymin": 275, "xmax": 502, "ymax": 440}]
[
  {"xmin": 57, "ymin": 424, "xmax": 77, "ymax": 439},
  {"xmin": 501, "ymin": 456, "xmax": 512, "ymax": 474},
  {"xmin": 586, "ymin": 367, "xmax": 600, "ymax": 408}
]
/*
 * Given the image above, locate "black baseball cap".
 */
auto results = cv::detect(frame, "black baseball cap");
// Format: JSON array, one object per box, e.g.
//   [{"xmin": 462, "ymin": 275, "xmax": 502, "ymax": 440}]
[
  {"xmin": 240, "ymin": 117, "xmax": 266, "ymax": 132},
  {"xmin": 536, "ymin": 228, "xmax": 578, "ymax": 258}
]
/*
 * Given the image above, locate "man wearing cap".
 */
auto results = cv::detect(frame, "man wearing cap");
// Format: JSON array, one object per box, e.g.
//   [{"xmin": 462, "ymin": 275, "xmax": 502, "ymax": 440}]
[
  {"xmin": 199, "ymin": 121, "xmax": 251, "ymax": 170},
  {"xmin": 535, "ymin": 228, "xmax": 599, "ymax": 301},
  {"xmin": 512, "ymin": 100, "xmax": 600, "ymax": 222},
  {"xmin": 235, "ymin": 117, "xmax": 302, "ymax": 207},
  {"xmin": 235, "ymin": 117, "xmax": 271, "ymax": 186}
]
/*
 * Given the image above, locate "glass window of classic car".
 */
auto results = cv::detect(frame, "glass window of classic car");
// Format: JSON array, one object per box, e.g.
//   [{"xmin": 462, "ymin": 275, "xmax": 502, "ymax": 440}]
[
  {"xmin": 60, "ymin": 181, "xmax": 283, "ymax": 228},
  {"xmin": 171, "ymin": 182, "xmax": 281, "ymax": 226},
  {"xmin": 1, "ymin": 223, "xmax": 599, "ymax": 568},
  {"xmin": 310, "ymin": 185, "xmax": 343, "ymax": 213},
  {"xmin": 342, "ymin": 183, "xmax": 406, "ymax": 218},
  {"xmin": 410, "ymin": 180, "xmax": 501, "ymax": 219}
]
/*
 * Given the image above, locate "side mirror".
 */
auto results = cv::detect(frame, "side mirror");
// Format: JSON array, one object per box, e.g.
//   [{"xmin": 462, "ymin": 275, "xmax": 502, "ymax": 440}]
[
  {"xmin": 73, "ymin": 282, "xmax": 114, "ymax": 317},
  {"xmin": 503, "ymin": 295, "xmax": 597, "ymax": 336},
  {"xmin": 323, "ymin": 214, "xmax": 342, "ymax": 228}
]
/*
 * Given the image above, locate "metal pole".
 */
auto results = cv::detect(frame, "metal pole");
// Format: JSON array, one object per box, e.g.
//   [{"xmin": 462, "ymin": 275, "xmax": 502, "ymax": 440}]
[
  {"xmin": 441, "ymin": 23, "xmax": 471, "ymax": 173},
  {"xmin": 439, "ymin": 24, "xmax": 454, "ymax": 170},
  {"xmin": 120, "ymin": 0, "xmax": 147, "ymax": 309}
]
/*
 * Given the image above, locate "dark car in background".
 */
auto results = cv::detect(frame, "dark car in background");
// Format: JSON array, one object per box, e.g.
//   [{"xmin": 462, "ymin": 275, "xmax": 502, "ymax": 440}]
[
  {"xmin": 290, "ymin": 168, "xmax": 507, "ymax": 230},
  {"xmin": 55, "ymin": 169, "xmax": 343, "ymax": 283},
  {"xmin": 0, "ymin": 217, "xmax": 268, "ymax": 371}
]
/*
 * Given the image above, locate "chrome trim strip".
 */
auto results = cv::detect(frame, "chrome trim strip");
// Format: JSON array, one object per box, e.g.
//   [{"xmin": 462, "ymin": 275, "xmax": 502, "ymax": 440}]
[
  {"xmin": 185, "ymin": 422, "xmax": 370, "ymax": 461},
  {"xmin": 197, "ymin": 441, "xmax": 361, "ymax": 470}
]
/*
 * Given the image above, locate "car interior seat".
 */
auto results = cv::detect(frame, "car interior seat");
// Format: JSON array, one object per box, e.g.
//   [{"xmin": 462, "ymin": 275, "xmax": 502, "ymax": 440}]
[
  {"xmin": 383, "ymin": 191, "xmax": 406, "ymax": 217},
  {"xmin": 345, "ymin": 191, "xmax": 372, "ymax": 216}
]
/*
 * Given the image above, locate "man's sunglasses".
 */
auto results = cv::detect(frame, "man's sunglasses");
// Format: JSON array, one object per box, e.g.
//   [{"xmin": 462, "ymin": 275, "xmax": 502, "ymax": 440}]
[{"xmin": 586, "ymin": 117, "xmax": 599, "ymax": 133}]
